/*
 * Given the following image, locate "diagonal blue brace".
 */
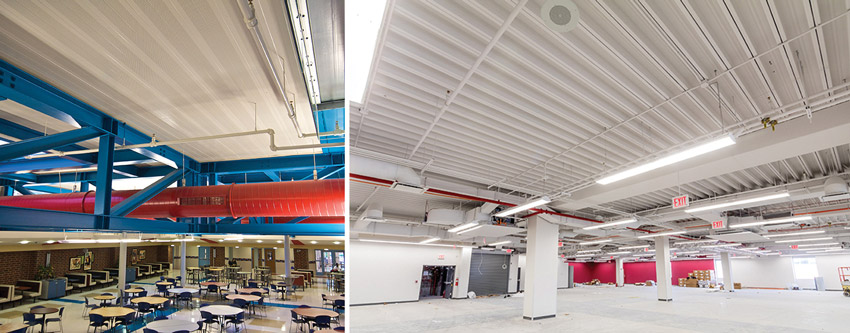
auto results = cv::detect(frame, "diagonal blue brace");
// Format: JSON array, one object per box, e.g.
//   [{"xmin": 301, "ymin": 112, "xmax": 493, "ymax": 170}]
[
  {"xmin": 11, "ymin": 184, "xmax": 32, "ymax": 195},
  {"xmin": 286, "ymin": 217, "xmax": 308, "ymax": 224},
  {"xmin": 215, "ymin": 217, "xmax": 244, "ymax": 224},
  {"xmin": 0, "ymin": 127, "xmax": 101, "ymax": 162},
  {"xmin": 111, "ymin": 168, "xmax": 187, "ymax": 216},
  {"xmin": 264, "ymin": 171, "xmax": 281, "ymax": 182}
]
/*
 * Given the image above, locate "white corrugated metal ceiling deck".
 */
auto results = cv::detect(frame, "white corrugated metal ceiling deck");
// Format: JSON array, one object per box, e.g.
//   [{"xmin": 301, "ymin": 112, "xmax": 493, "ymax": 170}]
[{"xmin": 0, "ymin": 0, "xmax": 322, "ymax": 162}]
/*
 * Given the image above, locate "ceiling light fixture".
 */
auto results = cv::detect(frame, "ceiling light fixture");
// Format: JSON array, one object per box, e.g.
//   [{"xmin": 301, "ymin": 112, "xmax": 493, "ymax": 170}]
[
  {"xmin": 637, "ymin": 230, "xmax": 687, "ymax": 239},
  {"xmin": 310, "ymin": 241, "xmax": 318, "ymax": 244},
  {"xmin": 685, "ymin": 192, "xmax": 789, "ymax": 213},
  {"xmin": 795, "ymin": 242, "xmax": 840, "ymax": 247},
  {"xmin": 578, "ymin": 239, "xmax": 612, "ymax": 245},
  {"xmin": 358, "ymin": 239, "xmax": 460, "ymax": 248},
  {"xmin": 730, "ymin": 215, "xmax": 812, "ymax": 229},
  {"xmin": 489, "ymin": 240, "xmax": 511, "ymax": 246},
  {"xmin": 333, "ymin": 241, "xmax": 340, "ymax": 245},
  {"xmin": 701, "ymin": 243, "xmax": 742, "ymax": 248},
  {"xmin": 774, "ymin": 237, "xmax": 833, "ymax": 244},
  {"xmin": 675, "ymin": 251, "xmax": 700, "ymax": 254},
  {"xmin": 456, "ymin": 226, "xmax": 483, "ymax": 235},
  {"xmin": 583, "ymin": 218, "xmax": 637, "ymax": 230},
  {"xmin": 420, "ymin": 238, "xmax": 440, "ymax": 244},
  {"xmin": 448, "ymin": 222, "xmax": 479, "ymax": 233},
  {"xmin": 763, "ymin": 230, "xmax": 825, "ymax": 238},
  {"xmin": 19, "ymin": 240, "xmax": 29, "ymax": 244},
  {"xmin": 597, "ymin": 134, "xmax": 736, "ymax": 185},
  {"xmin": 277, "ymin": 240, "xmax": 283, "ymax": 244},
  {"xmin": 495, "ymin": 197, "xmax": 551, "ymax": 217},
  {"xmin": 673, "ymin": 239, "xmax": 718, "ymax": 245},
  {"xmin": 577, "ymin": 249, "xmax": 603, "ymax": 253},
  {"xmin": 606, "ymin": 251, "xmax": 632, "ymax": 255},
  {"xmin": 618, "ymin": 245, "xmax": 650, "ymax": 250}
]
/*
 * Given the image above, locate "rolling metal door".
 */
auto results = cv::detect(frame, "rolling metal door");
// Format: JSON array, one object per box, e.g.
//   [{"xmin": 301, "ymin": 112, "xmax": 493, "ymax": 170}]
[{"xmin": 468, "ymin": 252, "xmax": 510, "ymax": 295}]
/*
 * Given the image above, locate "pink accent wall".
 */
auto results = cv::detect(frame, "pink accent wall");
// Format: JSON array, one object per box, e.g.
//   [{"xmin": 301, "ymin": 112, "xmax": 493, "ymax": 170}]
[{"xmin": 570, "ymin": 260, "xmax": 715, "ymax": 285}]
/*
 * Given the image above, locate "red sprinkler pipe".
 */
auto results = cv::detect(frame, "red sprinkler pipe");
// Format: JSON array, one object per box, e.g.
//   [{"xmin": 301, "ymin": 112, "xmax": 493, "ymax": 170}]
[{"xmin": 0, "ymin": 179, "xmax": 344, "ymax": 218}]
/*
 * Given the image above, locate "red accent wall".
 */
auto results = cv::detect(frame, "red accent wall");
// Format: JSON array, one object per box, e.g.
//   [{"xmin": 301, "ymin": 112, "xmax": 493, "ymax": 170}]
[{"xmin": 571, "ymin": 260, "xmax": 715, "ymax": 285}]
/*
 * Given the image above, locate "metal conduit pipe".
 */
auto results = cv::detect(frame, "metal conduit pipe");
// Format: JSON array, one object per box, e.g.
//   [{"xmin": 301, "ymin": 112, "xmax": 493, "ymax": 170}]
[{"xmin": 26, "ymin": 129, "xmax": 343, "ymax": 159}]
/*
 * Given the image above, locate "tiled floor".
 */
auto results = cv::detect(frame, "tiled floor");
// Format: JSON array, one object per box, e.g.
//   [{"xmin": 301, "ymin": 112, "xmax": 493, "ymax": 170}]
[
  {"xmin": 0, "ymin": 273, "xmax": 344, "ymax": 332},
  {"xmin": 350, "ymin": 285, "xmax": 850, "ymax": 332}
]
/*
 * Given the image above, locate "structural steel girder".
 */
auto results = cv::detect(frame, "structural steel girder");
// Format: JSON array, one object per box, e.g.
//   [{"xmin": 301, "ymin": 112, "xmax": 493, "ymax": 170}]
[
  {"xmin": 111, "ymin": 168, "xmax": 188, "ymax": 216},
  {"xmin": 0, "ymin": 127, "xmax": 102, "ymax": 162}
]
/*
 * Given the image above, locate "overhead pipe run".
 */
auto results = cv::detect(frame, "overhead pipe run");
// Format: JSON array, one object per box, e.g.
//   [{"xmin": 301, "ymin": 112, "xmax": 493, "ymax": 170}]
[
  {"xmin": 26, "ymin": 129, "xmax": 344, "ymax": 160},
  {"xmin": 0, "ymin": 178, "xmax": 343, "ymax": 218}
]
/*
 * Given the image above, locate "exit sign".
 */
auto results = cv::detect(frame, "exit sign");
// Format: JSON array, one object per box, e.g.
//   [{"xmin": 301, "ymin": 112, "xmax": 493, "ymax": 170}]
[
  {"xmin": 791, "ymin": 245, "xmax": 798, "ymax": 250},
  {"xmin": 712, "ymin": 220, "xmax": 725, "ymax": 229},
  {"xmin": 672, "ymin": 195, "xmax": 689, "ymax": 209},
  {"xmin": 437, "ymin": 255, "xmax": 445, "ymax": 260}
]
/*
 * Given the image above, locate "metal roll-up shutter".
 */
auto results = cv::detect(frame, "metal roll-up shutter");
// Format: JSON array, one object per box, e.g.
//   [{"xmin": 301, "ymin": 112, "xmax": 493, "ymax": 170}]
[{"xmin": 468, "ymin": 251, "xmax": 510, "ymax": 296}]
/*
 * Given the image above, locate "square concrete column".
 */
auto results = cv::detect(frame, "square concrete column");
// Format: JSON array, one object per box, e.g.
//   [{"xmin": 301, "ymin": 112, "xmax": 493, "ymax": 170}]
[
  {"xmin": 118, "ymin": 239, "xmax": 127, "ymax": 303},
  {"xmin": 453, "ymin": 247, "xmax": 472, "ymax": 299},
  {"xmin": 720, "ymin": 252, "xmax": 734, "ymax": 292},
  {"xmin": 523, "ymin": 215, "xmax": 558, "ymax": 320},
  {"xmin": 615, "ymin": 257, "xmax": 624, "ymax": 287},
  {"xmin": 654, "ymin": 236, "xmax": 672, "ymax": 301},
  {"xmin": 180, "ymin": 240, "xmax": 187, "ymax": 282},
  {"xmin": 284, "ymin": 235, "xmax": 291, "ymax": 277}
]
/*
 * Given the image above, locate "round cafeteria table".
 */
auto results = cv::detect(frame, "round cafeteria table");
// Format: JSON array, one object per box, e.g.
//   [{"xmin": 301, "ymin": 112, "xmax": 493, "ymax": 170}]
[
  {"xmin": 155, "ymin": 281, "xmax": 174, "ymax": 286},
  {"xmin": 94, "ymin": 294, "xmax": 116, "ymax": 306},
  {"xmin": 292, "ymin": 307, "xmax": 339, "ymax": 320},
  {"xmin": 124, "ymin": 288, "xmax": 144, "ymax": 295},
  {"xmin": 167, "ymin": 288, "xmax": 199, "ymax": 294},
  {"xmin": 144, "ymin": 319, "xmax": 197, "ymax": 333},
  {"xmin": 131, "ymin": 296, "xmax": 170, "ymax": 305},
  {"xmin": 89, "ymin": 307, "xmax": 134, "ymax": 328},
  {"xmin": 236, "ymin": 288, "xmax": 265, "ymax": 295},
  {"xmin": 202, "ymin": 305, "xmax": 243, "ymax": 331},
  {"xmin": 29, "ymin": 307, "xmax": 58, "ymax": 333},
  {"xmin": 0, "ymin": 323, "xmax": 31, "ymax": 333},
  {"xmin": 225, "ymin": 294, "xmax": 260, "ymax": 315},
  {"xmin": 325, "ymin": 295, "xmax": 344, "ymax": 302},
  {"xmin": 199, "ymin": 282, "xmax": 227, "ymax": 287}
]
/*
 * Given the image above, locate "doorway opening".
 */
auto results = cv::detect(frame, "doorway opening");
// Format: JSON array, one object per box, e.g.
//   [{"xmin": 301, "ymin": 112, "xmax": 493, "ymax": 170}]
[{"xmin": 420, "ymin": 265, "xmax": 455, "ymax": 300}]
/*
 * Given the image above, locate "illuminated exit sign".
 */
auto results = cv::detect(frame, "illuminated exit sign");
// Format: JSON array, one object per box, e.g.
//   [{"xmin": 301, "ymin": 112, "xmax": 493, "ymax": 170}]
[
  {"xmin": 711, "ymin": 217, "xmax": 727, "ymax": 230},
  {"xmin": 672, "ymin": 195, "xmax": 689, "ymax": 209},
  {"xmin": 791, "ymin": 245, "xmax": 798, "ymax": 250}
]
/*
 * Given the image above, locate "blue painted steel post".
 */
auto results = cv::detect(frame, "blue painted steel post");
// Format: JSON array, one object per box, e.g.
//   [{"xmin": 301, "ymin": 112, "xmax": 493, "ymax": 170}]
[
  {"xmin": 93, "ymin": 134, "xmax": 115, "ymax": 227},
  {"xmin": 79, "ymin": 182, "xmax": 89, "ymax": 192},
  {"xmin": 110, "ymin": 168, "xmax": 187, "ymax": 216}
]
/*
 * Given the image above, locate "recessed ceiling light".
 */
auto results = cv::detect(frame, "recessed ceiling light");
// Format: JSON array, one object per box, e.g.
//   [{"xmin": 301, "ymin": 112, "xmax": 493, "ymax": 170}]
[
  {"xmin": 257, "ymin": 240, "xmax": 263, "ymax": 243},
  {"xmin": 310, "ymin": 241, "xmax": 317, "ymax": 244},
  {"xmin": 237, "ymin": 240, "xmax": 243, "ymax": 243},
  {"xmin": 273, "ymin": 247, "xmax": 278, "ymax": 250},
  {"xmin": 277, "ymin": 240, "xmax": 283, "ymax": 243},
  {"xmin": 19, "ymin": 240, "xmax": 29, "ymax": 244},
  {"xmin": 579, "ymin": 239, "xmax": 612, "ymax": 245},
  {"xmin": 235, "ymin": 246, "xmax": 240, "ymax": 249},
  {"xmin": 324, "ymin": 248, "xmax": 329, "ymax": 251},
  {"xmin": 333, "ymin": 241, "xmax": 340, "ymax": 245}
]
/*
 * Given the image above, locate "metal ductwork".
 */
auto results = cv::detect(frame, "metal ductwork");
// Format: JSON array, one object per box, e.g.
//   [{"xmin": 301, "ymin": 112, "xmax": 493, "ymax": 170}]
[
  {"xmin": 821, "ymin": 176, "xmax": 850, "ymax": 202},
  {"xmin": 0, "ymin": 179, "xmax": 343, "ymax": 218}
]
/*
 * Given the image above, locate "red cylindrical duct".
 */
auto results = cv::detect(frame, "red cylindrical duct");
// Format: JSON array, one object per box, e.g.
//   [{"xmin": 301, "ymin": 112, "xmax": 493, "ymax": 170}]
[{"xmin": 0, "ymin": 179, "xmax": 343, "ymax": 218}]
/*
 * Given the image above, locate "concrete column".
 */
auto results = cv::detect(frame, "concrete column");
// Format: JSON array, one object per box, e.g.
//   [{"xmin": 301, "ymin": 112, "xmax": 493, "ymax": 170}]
[
  {"xmin": 522, "ymin": 215, "xmax": 558, "ymax": 320},
  {"xmin": 655, "ymin": 236, "xmax": 673, "ymax": 301},
  {"xmin": 615, "ymin": 257, "xmax": 624, "ymax": 287},
  {"xmin": 118, "ymin": 238, "xmax": 127, "ymax": 304},
  {"xmin": 720, "ymin": 252, "xmax": 734, "ymax": 292},
  {"xmin": 180, "ymin": 240, "xmax": 187, "ymax": 283},
  {"xmin": 453, "ymin": 247, "xmax": 472, "ymax": 299},
  {"xmin": 284, "ymin": 235, "xmax": 291, "ymax": 278}
]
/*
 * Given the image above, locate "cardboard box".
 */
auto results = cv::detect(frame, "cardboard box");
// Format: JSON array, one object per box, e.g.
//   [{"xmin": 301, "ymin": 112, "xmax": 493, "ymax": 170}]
[{"xmin": 734, "ymin": 283, "xmax": 742, "ymax": 290}]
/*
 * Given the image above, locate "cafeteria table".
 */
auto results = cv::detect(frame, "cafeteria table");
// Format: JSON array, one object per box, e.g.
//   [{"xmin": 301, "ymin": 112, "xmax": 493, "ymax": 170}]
[{"xmin": 144, "ymin": 319, "xmax": 197, "ymax": 333}]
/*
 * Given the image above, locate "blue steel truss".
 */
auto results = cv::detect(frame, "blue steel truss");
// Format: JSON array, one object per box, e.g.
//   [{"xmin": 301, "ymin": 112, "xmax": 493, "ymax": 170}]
[{"xmin": 0, "ymin": 58, "xmax": 344, "ymax": 236}]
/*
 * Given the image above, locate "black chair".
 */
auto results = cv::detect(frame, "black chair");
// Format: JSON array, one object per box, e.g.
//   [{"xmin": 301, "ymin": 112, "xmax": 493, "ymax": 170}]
[
  {"xmin": 206, "ymin": 285, "xmax": 219, "ymax": 299},
  {"xmin": 138, "ymin": 302, "xmax": 154, "ymax": 319},
  {"xmin": 83, "ymin": 297, "xmax": 100, "ymax": 318},
  {"xmin": 22, "ymin": 313, "xmax": 42, "ymax": 332},
  {"xmin": 156, "ymin": 284, "xmax": 169, "ymax": 297},
  {"xmin": 115, "ymin": 312, "xmax": 136, "ymax": 328},
  {"xmin": 226, "ymin": 312, "xmax": 246, "ymax": 331},
  {"xmin": 290, "ymin": 310, "xmax": 308, "ymax": 332},
  {"xmin": 333, "ymin": 327, "xmax": 345, "ymax": 332},
  {"xmin": 333, "ymin": 299, "xmax": 344, "ymax": 312},
  {"xmin": 313, "ymin": 315, "xmax": 332, "ymax": 330},
  {"xmin": 100, "ymin": 293, "xmax": 113, "ymax": 306},
  {"xmin": 200, "ymin": 311, "xmax": 219, "ymax": 332},
  {"xmin": 248, "ymin": 281, "xmax": 259, "ymax": 288},
  {"xmin": 155, "ymin": 316, "xmax": 168, "ymax": 321},
  {"xmin": 45, "ymin": 307, "xmax": 65, "ymax": 333},
  {"xmin": 143, "ymin": 329, "xmax": 156, "ymax": 333},
  {"xmin": 231, "ymin": 298, "xmax": 248, "ymax": 311},
  {"xmin": 88, "ymin": 313, "xmax": 109, "ymax": 333},
  {"xmin": 177, "ymin": 291, "xmax": 193, "ymax": 308}
]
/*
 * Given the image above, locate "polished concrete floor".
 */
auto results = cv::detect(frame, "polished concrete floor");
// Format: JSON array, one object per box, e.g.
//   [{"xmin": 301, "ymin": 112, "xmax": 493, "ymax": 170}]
[
  {"xmin": 0, "ymin": 272, "xmax": 344, "ymax": 332},
  {"xmin": 351, "ymin": 285, "xmax": 850, "ymax": 332}
]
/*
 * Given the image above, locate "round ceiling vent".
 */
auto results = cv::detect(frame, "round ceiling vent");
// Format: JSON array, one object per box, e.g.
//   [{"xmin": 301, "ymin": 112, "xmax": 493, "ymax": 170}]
[{"xmin": 540, "ymin": 0, "xmax": 580, "ymax": 33}]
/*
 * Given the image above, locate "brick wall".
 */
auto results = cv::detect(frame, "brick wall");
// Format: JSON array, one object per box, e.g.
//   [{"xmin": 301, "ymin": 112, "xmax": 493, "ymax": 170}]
[
  {"xmin": 0, "ymin": 245, "xmax": 170, "ymax": 285},
  {"xmin": 294, "ymin": 249, "xmax": 309, "ymax": 269},
  {"xmin": 211, "ymin": 247, "xmax": 226, "ymax": 266}
]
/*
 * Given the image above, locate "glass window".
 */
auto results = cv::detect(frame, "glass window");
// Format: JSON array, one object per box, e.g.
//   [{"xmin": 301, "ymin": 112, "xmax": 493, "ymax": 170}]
[
  {"xmin": 323, "ymin": 252, "xmax": 334, "ymax": 273},
  {"xmin": 315, "ymin": 249, "xmax": 323, "ymax": 272},
  {"xmin": 336, "ymin": 252, "xmax": 345, "ymax": 271},
  {"xmin": 792, "ymin": 258, "xmax": 819, "ymax": 280}
]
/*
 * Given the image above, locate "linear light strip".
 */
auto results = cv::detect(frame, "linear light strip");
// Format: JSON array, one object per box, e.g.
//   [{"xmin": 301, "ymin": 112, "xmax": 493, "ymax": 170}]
[
  {"xmin": 685, "ymin": 192, "xmax": 789, "ymax": 213},
  {"xmin": 456, "ymin": 225, "xmax": 483, "ymax": 235},
  {"xmin": 730, "ymin": 215, "xmax": 812, "ymax": 229},
  {"xmin": 578, "ymin": 239, "xmax": 613, "ymax": 245},
  {"xmin": 494, "ymin": 197, "xmax": 551, "ymax": 217},
  {"xmin": 763, "ymin": 230, "xmax": 825, "ymax": 238},
  {"xmin": 597, "ymin": 135, "xmax": 736, "ymax": 185},
  {"xmin": 448, "ymin": 222, "xmax": 478, "ymax": 233},
  {"xmin": 583, "ymin": 218, "xmax": 638, "ymax": 230},
  {"xmin": 637, "ymin": 230, "xmax": 686, "ymax": 239},
  {"xmin": 774, "ymin": 237, "xmax": 833, "ymax": 244}
]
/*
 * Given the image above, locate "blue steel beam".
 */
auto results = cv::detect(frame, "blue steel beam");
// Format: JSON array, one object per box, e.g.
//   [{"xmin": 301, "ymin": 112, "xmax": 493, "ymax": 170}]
[
  {"xmin": 200, "ymin": 152, "xmax": 344, "ymax": 174},
  {"xmin": 216, "ymin": 217, "xmax": 243, "ymax": 224},
  {"xmin": 211, "ymin": 223, "xmax": 344, "ymax": 236},
  {"xmin": 285, "ymin": 217, "xmax": 308, "ymax": 224},
  {"xmin": 111, "ymin": 168, "xmax": 187, "ymax": 216},
  {"xmin": 0, "ymin": 58, "xmax": 199, "ymax": 171},
  {"xmin": 0, "ymin": 150, "xmax": 156, "ymax": 174},
  {"xmin": 12, "ymin": 184, "xmax": 32, "ymax": 195},
  {"xmin": 264, "ymin": 171, "xmax": 281, "ymax": 182},
  {"xmin": 0, "ymin": 127, "xmax": 102, "ymax": 162},
  {"xmin": 0, "ymin": 118, "xmax": 88, "ymax": 151},
  {"xmin": 93, "ymin": 134, "xmax": 115, "ymax": 217}
]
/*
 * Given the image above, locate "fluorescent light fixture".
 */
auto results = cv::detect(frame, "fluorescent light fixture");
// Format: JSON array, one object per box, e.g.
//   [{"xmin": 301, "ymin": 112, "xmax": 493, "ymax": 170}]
[
  {"xmin": 701, "ymin": 243, "xmax": 742, "ymax": 248},
  {"xmin": 489, "ymin": 240, "xmax": 511, "ymax": 246},
  {"xmin": 237, "ymin": 239, "xmax": 243, "ymax": 243},
  {"xmin": 675, "ymin": 251, "xmax": 700, "ymax": 254},
  {"xmin": 19, "ymin": 240, "xmax": 29, "ymax": 244},
  {"xmin": 637, "ymin": 230, "xmax": 687, "ymax": 239},
  {"xmin": 619, "ymin": 245, "xmax": 650, "ymax": 250},
  {"xmin": 456, "ymin": 225, "xmax": 483, "ymax": 235},
  {"xmin": 674, "ymin": 239, "xmax": 718, "ymax": 245},
  {"xmin": 256, "ymin": 240, "xmax": 263, "ymax": 243},
  {"xmin": 795, "ymin": 242, "xmax": 840, "ymax": 248},
  {"xmin": 333, "ymin": 241, "xmax": 340, "ymax": 245},
  {"xmin": 583, "ymin": 218, "xmax": 637, "ymax": 230},
  {"xmin": 730, "ymin": 215, "xmax": 812, "ymax": 228},
  {"xmin": 310, "ymin": 241, "xmax": 318, "ymax": 244},
  {"xmin": 606, "ymin": 251, "xmax": 632, "ymax": 255},
  {"xmin": 346, "ymin": 0, "xmax": 389, "ymax": 104},
  {"xmin": 277, "ymin": 240, "xmax": 283, "ymax": 244},
  {"xmin": 739, "ymin": 247, "xmax": 760, "ymax": 250},
  {"xmin": 359, "ymin": 239, "xmax": 458, "ymax": 248},
  {"xmin": 420, "ymin": 238, "xmax": 441, "ymax": 244},
  {"xmin": 686, "ymin": 192, "xmax": 789, "ymax": 213},
  {"xmin": 448, "ymin": 222, "xmax": 478, "ymax": 233},
  {"xmin": 577, "ymin": 249, "xmax": 603, "ymax": 253},
  {"xmin": 579, "ymin": 239, "xmax": 613, "ymax": 245},
  {"xmin": 573, "ymin": 254, "xmax": 596, "ymax": 257},
  {"xmin": 287, "ymin": 0, "xmax": 321, "ymax": 104},
  {"xmin": 774, "ymin": 237, "xmax": 833, "ymax": 244},
  {"xmin": 324, "ymin": 248, "xmax": 329, "ymax": 251},
  {"xmin": 597, "ymin": 134, "xmax": 736, "ymax": 185},
  {"xmin": 763, "ymin": 230, "xmax": 825, "ymax": 238},
  {"xmin": 495, "ymin": 197, "xmax": 551, "ymax": 217},
  {"xmin": 800, "ymin": 246, "xmax": 842, "ymax": 251}
]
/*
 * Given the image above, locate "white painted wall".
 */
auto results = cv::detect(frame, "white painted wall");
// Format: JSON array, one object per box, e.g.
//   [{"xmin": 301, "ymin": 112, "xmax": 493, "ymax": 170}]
[
  {"xmin": 350, "ymin": 241, "xmax": 466, "ymax": 305},
  {"xmin": 454, "ymin": 247, "xmax": 472, "ymax": 299},
  {"xmin": 731, "ymin": 255, "xmax": 850, "ymax": 291},
  {"xmin": 518, "ymin": 254, "xmax": 526, "ymax": 292},
  {"xmin": 557, "ymin": 260, "xmax": 572, "ymax": 289}
]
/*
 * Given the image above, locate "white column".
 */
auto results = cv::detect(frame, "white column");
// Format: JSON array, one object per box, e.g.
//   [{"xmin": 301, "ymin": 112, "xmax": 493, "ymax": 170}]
[
  {"xmin": 453, "ymin": 247, "xmax": 472, "ymax": 299},
  {"xmin": 118, "ymin": 238, "xmax": 128, "ymax": 303},
  {"xmin": 180, "ymin": 240, "xmax": 187, "ymax": 283},
  {"xmin": 522, "ymin": 215, "xmax": 558, "ymax": 320},
  {"xmin": 720, "ymin": 252, "xmax": 734, "ymax": 292},
  {"xmin": 284, "ymin": 235, "xmax": 291, "ymax": 277},
  {"xmin": 615, "ymin": 257, "xmax": 624, "ymax": 287},
  {"xmin": 655, "ymin": 236, "xmax": 673, "ymax": 301}
]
